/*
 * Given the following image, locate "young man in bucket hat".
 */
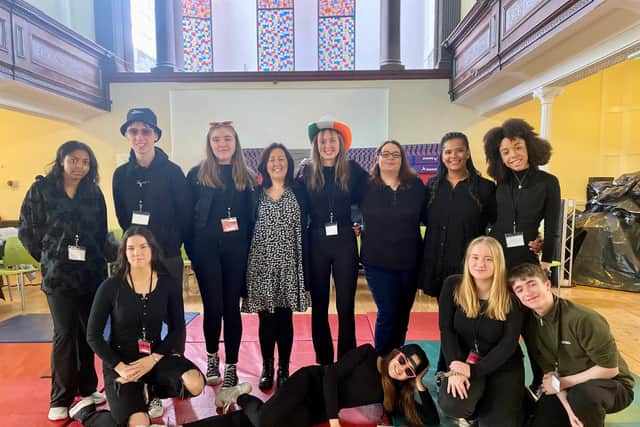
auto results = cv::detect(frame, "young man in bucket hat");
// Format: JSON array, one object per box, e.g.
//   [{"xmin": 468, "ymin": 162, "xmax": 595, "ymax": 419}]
[{"xmin": 112, "ymin": 108, "xmax": 193, "ymax": 419}]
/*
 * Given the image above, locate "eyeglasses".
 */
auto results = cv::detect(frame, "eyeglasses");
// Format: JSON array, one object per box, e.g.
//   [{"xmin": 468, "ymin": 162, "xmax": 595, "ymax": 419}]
[
  {"xmin": 126, "ymin": 128, "xmax": 154, "ymax": 137},
  {"xmin": 209, "ymin": 120, "xmax": 234, "ymax": 128},
  {"xmin": 379, "ymin": 151, "xmax": 401, "ymax": 159},
  {"xmin": 397, "ymin": 353, "xmax": 416, "ymax": 378}
]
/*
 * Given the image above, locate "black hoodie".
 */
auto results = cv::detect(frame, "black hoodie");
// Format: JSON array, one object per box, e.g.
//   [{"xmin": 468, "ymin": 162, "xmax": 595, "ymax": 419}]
[{"xmin": 112, "ymin": 147, "xmax": 192, "ymax": 257}]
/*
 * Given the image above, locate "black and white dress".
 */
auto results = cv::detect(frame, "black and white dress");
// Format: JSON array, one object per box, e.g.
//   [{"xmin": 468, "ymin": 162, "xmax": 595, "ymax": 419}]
[{"xmin": 243, "ymin": 188, "xmax": 309, "ymax": 313}]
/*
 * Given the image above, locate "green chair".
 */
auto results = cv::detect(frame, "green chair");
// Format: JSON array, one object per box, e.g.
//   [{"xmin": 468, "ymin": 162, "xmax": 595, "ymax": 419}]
[{"xmin": 0, "ymin": 236, "xmax": 40, "ymax": 310}]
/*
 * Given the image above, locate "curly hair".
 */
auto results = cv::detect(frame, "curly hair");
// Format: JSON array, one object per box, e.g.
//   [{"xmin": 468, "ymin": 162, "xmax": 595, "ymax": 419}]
[{"xmin": 483, "ymin": 118, "xmax": 552, "ymax": 183}]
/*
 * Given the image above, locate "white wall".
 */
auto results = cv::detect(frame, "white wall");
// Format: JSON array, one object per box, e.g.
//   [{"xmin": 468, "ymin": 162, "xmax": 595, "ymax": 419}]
[{"xmin": 25, "ymin": 0, "xmax": 95, "ymax": 40}]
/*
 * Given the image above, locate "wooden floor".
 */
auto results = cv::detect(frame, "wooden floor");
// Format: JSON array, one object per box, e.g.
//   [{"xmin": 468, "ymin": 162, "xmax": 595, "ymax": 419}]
[{"xmin": 2, "ymin": 271, "xmax": 639, "ymax": 373}]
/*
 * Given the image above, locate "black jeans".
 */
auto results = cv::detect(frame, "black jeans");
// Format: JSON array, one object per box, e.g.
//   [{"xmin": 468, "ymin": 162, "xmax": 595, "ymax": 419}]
[
  {"xmin": 258, "ymin": 308, "xmax": 293, "ymax": 365},
  {"xmin": 184, "ymin": 365, "xmax": 327, "ymax": 427},
  {"xmin": 46, "ymin": 291, "xmax": 98, "ymax": 407},
  {"xmin": 308, "ymin": 228, "xmax": 358, "ymax": 364},
  {"xmin": 438, "ymin": 356, "xmax": 525, "ymax": 427},
  {"xmin": 529, "ymin": 378, "xmax": 634, "ymax": 427},
  {"xmin": 191, "ymin": 238, "xmax": 248, "ymax": 363},
  {"xmin": 363, "ymin": 265, "xmax": 417, "ymax": 355}
]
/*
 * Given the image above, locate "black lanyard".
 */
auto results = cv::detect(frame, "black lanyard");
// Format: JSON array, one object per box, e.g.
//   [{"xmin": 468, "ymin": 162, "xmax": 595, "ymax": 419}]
[
  {"xmin": 128, "ymin": 270, "xmax": 153, "ymax": 340},
  {"xmin": 135, "ymin": 176, "xmax": 152, "ymax": 212},
  {"xmin": 472, "ymin": 302, "xmax": 487, "ymax": 354},
  {"xmin": 326, "ymin": 180, "xmax": 337, "ymax": 223},
  {"xmin": 553, "ymin": 302, "xmax": 562, "ymax": 372}
]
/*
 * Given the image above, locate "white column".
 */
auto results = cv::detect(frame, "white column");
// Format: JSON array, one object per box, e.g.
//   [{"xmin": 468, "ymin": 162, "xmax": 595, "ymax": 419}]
[{"xmin": 533, "ymin": 86, "xmax": 563, "ymax": 171}]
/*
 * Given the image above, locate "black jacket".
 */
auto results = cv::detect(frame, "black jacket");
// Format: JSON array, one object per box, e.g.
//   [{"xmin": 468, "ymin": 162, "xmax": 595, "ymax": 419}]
[
  {"xmin": 18, "ymin": 176, "xmax": 108, "ymax": 295},
  {"xmin": 112, "ymin": 147, "xmax": 192, "ymax": 258}
]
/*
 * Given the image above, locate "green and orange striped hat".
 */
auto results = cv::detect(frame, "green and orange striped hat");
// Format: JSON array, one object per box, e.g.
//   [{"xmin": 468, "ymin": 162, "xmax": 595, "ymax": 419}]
[{"xmin": 307, "ymin": 116, "xmax": 352, "ymax": 151}]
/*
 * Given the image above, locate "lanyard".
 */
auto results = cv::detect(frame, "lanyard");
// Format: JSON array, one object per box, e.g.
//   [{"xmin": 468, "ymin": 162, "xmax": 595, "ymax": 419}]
[
  {"xmin": 136, "ymin": 178, "xmax": 151, "ymax": 212},
  {"xmin": 472, "ymin": 301, "xmax": 487, "ymax": 353},
  {"xmin": 225, "ymin": 186, "xmax": 236, "ymax": 218},
  {"xmin": 508, "ymin": 171, "xmax": 529, "ymax": 233},
  {"xmin": 128, "ymin": 270, "xmax": 153, "ymax": 340},
  {"xmin": 326, "ymin": 180, "xmax": 337, "ymax": 223},
  {"xmin": 553, "ymin": 302, "xmax": 562, "ymax": 373}
]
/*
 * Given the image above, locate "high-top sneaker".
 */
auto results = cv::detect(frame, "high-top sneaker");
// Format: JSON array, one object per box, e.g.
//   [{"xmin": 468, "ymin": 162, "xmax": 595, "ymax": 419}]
[
  {"xmin": 222, "ymin": 363, "xmax": 238, "ymax": 388},
  {"xmin": 206, "ymin": 352, "xmax": 222, "ymax": 385}
]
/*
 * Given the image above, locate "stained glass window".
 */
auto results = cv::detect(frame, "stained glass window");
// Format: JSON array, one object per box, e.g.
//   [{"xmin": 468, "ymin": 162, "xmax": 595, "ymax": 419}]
[
  {"xmin": 182, "ymin": 0, "xmax": 213, "ymax": 72},
  {"xmin": 318, "ymin": 0, "xmax": 355, "ymax": 71},
  {"xmin": 257, "ymin": 0, "xmax": 294, "ymax": 72}
]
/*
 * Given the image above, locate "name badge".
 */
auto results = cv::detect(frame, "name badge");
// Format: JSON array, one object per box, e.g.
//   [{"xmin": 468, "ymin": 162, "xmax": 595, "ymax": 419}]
[
  {"xmin": 138, "ymin": 339, "xmax": 151, "ymax": 355},
  {"xmin": 550, "ymin": 373, "xmax": 561, "ymax": 392},
  {"xmin": 221, "ymin": 217, "xmax": 239, "ymax": 232},
  {"xmin": 67, "ymin": 245, "xmax": 86, "ymax": 261},
  {"xmin": 505, "ymin": 232, "xmax": 525, "ymax": 248},
  {"xmin": 131, "ymin": 211, "xmax": 151, "ymax": 226},
  {"xmin": 325, "ymin": 222, "xmax": 338, "ymax": 237},
  {"xmin": 466, "ymin": 350, "xmax": 482, "ymax": 365}
]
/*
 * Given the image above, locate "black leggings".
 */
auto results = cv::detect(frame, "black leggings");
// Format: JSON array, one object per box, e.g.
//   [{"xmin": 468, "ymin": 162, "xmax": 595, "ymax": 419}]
[
  {"xmin": 191, "ymin": 239, "xmax": 248, "ymax": 363},
  {"xmin": 308, "ymin": 229, "xmax": 358, "ymax": 364},
  {"xmin": 258, "ymin": 308, "xmax": 293, "ymax": 365},
  {"xmin": 185, "ymin": 365, "xmax": 327, "ymax": 427}
]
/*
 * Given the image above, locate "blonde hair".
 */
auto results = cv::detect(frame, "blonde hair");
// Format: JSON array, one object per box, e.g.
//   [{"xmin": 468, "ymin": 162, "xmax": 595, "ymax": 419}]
[
  {"xmin": 307, "ymin": 129, "xmax": 350, "ymax": 192},
  {"xmin": 197, "ymin": 124, "xmax": 256, "ymax": 190},
  {"xmin": 454, "ymin": 236, "xmax": 512, "ymax": 320}
]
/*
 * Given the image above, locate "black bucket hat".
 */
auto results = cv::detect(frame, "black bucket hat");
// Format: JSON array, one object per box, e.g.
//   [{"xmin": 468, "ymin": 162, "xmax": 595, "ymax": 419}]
[
  {"xmin": 398, "ymin": 343, "xmax": 430, "ymax": 374},
  {"xmin": 120, "ymin": 108, "xmax": 162, "ymax": 141}
]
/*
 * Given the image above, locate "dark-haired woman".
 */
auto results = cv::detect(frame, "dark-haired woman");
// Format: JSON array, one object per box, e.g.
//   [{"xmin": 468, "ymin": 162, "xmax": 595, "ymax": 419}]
[
  {"xmin": 184, "ymin": 343, "xmax": 439, "ymax": 427},
  {"xmin": 242, "ymin": 143, "xmax": 310, "ymax": 391},
  {"xmin": 18, "ymin": 141, "xmax": 108, "ymax": 421},
  {"xmin": 186, "ymin": 121, "xmax": 257, "ymax": 389},
  {"xmin": 78, "ymin": 226, "xmax": 204, "ymax": 427},
  {"xmin": 360, "ymin": 140, "xmax": 425, "ymax": 356},
  {"xmin": 483, "ymin": 118, "xmax": 561, "ymax": 269}
]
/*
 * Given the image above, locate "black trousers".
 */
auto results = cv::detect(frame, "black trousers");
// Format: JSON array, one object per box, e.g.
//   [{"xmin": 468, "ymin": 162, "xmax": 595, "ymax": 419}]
[
  {"xmin": 438, "ymin": 356, "xmax": 525, "ymax": 427},
  {"xmin": 528, "ymin": 378, "xmax": 634, "ymax": 427},
  {"xmin": 191, "ymin": 239, "xmax": 248, "ymax": 363},
  {"xmin": 308, "ymin": 229, "xmax": 358, "ymax": 364},
  {"xmin": 258, "ymin": 308, "xmax": 293, "ymax": 365},
  {"xmin": 164, "ymin": 255, "xmax": 186, "ymax": 353},
  {"xmin": 46, "ymin": 291, "xmax": 98, "ymax": 407},
  {"xmin": 184, "ymin": 365, "xmax": 327, "ymax": 427}
]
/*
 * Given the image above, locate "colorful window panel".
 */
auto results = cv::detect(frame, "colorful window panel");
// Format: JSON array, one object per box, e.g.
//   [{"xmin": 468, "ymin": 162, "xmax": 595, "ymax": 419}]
[
  {"xmin": 182, "ymin": 0, "xmax": 213, "ymax": 72},
  {"xmin": 257, "ymin": 0, "xmax": 295, "ymax": 71},
  {"xmin": 318, "ymin": 0, "xmax": 355, "ymax": 71}
]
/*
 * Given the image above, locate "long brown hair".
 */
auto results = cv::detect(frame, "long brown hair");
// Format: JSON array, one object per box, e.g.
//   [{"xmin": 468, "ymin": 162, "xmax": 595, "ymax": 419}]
[
  {"xmin": 307, "ymin": 129, "xmax": 350, "ymax": 192},
  {"xmin": 369, "ymin": 140, "xmax": 417, "ymax": 190},
  {"xmin": 379, "ymin": 350, "xmax": 423, "ymax": 427},
  {"xmin": 197, "ymin": 123, "xmax": 256, "ymax": 190},
  {"xmin": 454, "ymin": 236, "xmax": 512, "ymax": 320},
  {"xmin": 112, "ymin": 226, "xmax": 166, "ymax": 279}
]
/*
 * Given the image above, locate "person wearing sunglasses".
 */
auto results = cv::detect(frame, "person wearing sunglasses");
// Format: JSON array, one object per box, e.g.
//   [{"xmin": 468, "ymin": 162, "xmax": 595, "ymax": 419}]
[
  {"xmin": 181, "ymin": 343, "xmax": 439, "ymax": 427},
  {"xmin": 359, "ymin": 140, "xmax": 425, "ymax": 356},
  {"xmin": 438, "ymin": 236, "xmax": 525, "ymax": 426}
]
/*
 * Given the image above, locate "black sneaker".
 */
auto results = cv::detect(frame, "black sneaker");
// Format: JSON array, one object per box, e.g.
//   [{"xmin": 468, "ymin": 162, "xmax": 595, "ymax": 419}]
[
  {"xmin": 222, "ymin": 363, "xmax": 238, "ymax": 388},
  {"xmin": 69, "ymin": 397, "xmax": 96, "ymax": 423},
  {"xmin": 206, "ymin": 352, "xmax": 222, "ymax": 386}
]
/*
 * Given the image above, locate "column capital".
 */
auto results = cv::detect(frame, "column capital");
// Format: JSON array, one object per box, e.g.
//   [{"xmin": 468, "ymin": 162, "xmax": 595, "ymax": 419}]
[{"xmin": 533, "ymin": 86, "xmax": 563, "ymax": 104}]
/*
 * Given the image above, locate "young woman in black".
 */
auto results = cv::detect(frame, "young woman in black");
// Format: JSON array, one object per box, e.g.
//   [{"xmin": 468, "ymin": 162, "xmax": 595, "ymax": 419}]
[
  {"xmin": 297, "ymin": 118, "xmax": 368, "ymax": 365},
  {"xmin": 484, "ymin": 118, "xmax": 561, "ymax": 270},
  {"xmin": 18, "ymin": 141, "xmax": 108, "ymax": 421},
  {"xmin": 74, "ymin": 226, "xmax": 203, "ymax": 427},
  {"xmin": 242, "ymin": 143, "xmax": 310, "ymax": 390},
  {"xmin": 186, "ymin": 121, "xmax": 257, "ymax": 388},
  {"xmin": 360, "ymin": 140, "xmax": 425, "ymax": 356},
  {"xmin": 184, "ymin": 343, "xmax": 439, "ymax": 427},
  {"xmin": 438, "ymin": 236, "xmax": 524, "ymax": 426}
]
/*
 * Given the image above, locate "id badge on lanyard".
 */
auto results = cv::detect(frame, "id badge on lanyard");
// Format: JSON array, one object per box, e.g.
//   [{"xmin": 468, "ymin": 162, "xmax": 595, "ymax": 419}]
[
  {"xmin": 324, "ymin": 211, "xmax": 338, "ymax": 237},
  {"xmin": 221, "ymin": 208, "xmax": 239, "ymax": 232},
  {"xmin": 505, "ymin": 232, "xmax": 525, "ymax": 248},
  {"xmin": 138, "ymin": 338, "xmax": 151, "ymax": 355},
  {"xmin": 67, "ymin": 234, "xmax": 86, "ymax": 261},
  {"xmin": 132, "ymin": 201, "xmax": 150, "ymax": 225}
]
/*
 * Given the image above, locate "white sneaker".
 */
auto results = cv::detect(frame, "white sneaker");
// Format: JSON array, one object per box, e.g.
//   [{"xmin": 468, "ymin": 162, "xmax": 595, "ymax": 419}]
[
  {"xmin": 69, "ymin": 397, "xmax": 96, "ymax": 421},
  {"xmin": 148, "ymin": 397, "xmax": 164, "ymax": 419},
  {"xmin": 47, "ymin": 406, "xmax": 68, "ymax": 421},
  {"xmin": 214, "ymin": 382, "xmax": 252, "ymax": 414},
  {"xmin": 82, "ymin": 391, "xmax": 107, "ymax": 405}
]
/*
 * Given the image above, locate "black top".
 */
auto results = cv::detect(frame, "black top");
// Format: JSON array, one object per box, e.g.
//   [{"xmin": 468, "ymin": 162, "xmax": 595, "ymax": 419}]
[
  {"xmin": 324, "ymin": 344, "xmax": 439, "ymax": 425},
  {"xmin": 112, "ymin": 148, "xmax": 192, "ymax": 258},
  {"xmin": 297, "ymin": 160, "xmax": 369, "ymax": 230},
  {"xmin": 489, "ymin": 168, "xmax": 561, "ymax": 266},
  {"xmin": 18, "ymin": 176, "xmax": 108, "ymax": 295},
  {"xmin": 87, "ymin": 273, "xmax": 185, "ymax": 368},
  {"xmin": 439, "ymin": 275, "xmax": 523, "ymax": 379},
  {"xmin": 420, "ymin": 175, "xmax": 496, "ymax": 297},
  {"xmin": 360, "ymin": 176, "xmax": 426, "ymax": 271},
  {"xmin": 185, "ymin": 164, "xmax": 257, "ymax": 251}
]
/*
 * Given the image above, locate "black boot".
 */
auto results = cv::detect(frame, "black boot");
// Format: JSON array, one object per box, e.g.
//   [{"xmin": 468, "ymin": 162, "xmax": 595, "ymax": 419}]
[
  {"xmin": 259, "ymin": 358, "xmax": 274, "ymax": 390},
  {"xmin": 276, "ymin": 363, "xmax": 289, "ymax": 388}
]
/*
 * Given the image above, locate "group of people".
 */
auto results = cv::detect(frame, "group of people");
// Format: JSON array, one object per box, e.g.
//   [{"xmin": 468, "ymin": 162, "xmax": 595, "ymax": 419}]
[{"xmin": 16, "ymin": 108, "xmax": 633, "ymax": 427}]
